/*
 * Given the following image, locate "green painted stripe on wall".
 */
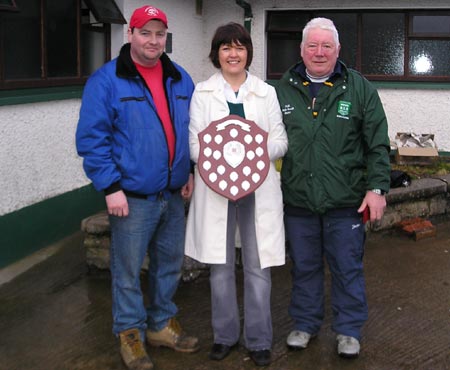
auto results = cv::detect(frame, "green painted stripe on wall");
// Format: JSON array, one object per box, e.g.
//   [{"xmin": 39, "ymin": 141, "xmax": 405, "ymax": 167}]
[
  {"xmin": 0, "ymin": 86, "xmax": 84, "ymax": 106},
  {"xmin": 0, "ymin": 185, "xmax": 105, "ymax": 268}
]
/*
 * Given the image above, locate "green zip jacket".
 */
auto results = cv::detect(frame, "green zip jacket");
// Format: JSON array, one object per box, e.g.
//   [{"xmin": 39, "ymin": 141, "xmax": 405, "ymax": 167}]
[{"xmin": 275, "ymin": 61, "xmax": 390, "ymax": 214}]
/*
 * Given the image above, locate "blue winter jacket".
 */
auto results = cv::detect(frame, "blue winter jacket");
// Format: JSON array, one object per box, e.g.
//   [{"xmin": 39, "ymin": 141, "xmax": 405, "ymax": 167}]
[{"xmin": 76, "ymin": 43, "xmax": 194, "ymax": 196}]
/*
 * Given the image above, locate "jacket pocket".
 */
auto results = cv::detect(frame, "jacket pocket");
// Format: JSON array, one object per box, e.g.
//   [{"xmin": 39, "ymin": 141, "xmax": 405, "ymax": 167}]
[{"xmin": 120, "ymin": 96, "xmax": 145, "ymax": 102}]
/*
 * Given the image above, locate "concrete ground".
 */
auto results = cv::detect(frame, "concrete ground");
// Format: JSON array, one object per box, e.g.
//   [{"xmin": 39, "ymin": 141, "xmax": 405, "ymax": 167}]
[{"xmin": 1, "ymin": 218, "xmax": 449, "ymax": 370}]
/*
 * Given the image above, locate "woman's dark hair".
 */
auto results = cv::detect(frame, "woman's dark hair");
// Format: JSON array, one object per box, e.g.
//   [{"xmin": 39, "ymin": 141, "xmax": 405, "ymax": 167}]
[{"xmin": 209, "ymin": 22, "xmax": 253, "ymax": 69}]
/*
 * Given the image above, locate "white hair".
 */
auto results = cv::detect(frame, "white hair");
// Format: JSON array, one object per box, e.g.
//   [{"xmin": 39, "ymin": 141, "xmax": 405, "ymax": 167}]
[{"xmin": 301, "ymin": 17, "xmax": 340, "ymax": 46}]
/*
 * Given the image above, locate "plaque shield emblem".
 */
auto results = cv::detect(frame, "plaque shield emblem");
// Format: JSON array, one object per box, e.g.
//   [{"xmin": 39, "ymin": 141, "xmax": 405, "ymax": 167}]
[{"xmin": 197, "ymin": 115, "xmax": 270, "ymax": 201}]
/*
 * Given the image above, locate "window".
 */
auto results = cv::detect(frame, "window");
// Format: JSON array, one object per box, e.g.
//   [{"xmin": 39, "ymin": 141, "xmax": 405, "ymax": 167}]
[
  {"xmin": 266, "ymin": 10, "xmax": 450, "ymax": 82},
  {"xmin": 0, "ymin": 0, "xmax": 125, "ymax": 90}
]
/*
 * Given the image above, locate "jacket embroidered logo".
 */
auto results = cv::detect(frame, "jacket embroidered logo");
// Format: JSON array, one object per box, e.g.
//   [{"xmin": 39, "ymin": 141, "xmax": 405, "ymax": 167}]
[
  {"xmin": 337, "ymin": 100, "xmax": 352, "ymax": 116},
  {"xmin": 198, "ymin": 114, "xmax": 269, "ymax": 201}
]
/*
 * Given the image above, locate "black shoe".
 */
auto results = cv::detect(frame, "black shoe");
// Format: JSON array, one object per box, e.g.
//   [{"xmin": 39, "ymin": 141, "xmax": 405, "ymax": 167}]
[
  {"xmin": 249, "ymin": 349, "xmax": 271, "ymax": 366},
  {"xmin": 209, "ymin": 343, "xmax": 237, "ymax": 361}
]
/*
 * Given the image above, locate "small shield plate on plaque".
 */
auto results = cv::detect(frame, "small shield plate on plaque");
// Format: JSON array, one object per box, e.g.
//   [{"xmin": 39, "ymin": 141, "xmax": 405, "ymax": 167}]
[{"xmin": 197, "ymin": 115, "xmax": 270, "ymax": 201}]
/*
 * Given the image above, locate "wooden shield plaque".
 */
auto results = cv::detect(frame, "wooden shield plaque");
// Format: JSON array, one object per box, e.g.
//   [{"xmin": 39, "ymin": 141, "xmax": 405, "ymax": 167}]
[{"xmin": 197, "ymin": 115, "xmax": 270, "ymax": 201}]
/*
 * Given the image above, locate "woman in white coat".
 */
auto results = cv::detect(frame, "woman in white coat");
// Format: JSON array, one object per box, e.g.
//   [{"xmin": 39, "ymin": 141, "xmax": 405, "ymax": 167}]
[{"xmin": 185, "ymin": 22, "xmax": 287, "ymax": 367}]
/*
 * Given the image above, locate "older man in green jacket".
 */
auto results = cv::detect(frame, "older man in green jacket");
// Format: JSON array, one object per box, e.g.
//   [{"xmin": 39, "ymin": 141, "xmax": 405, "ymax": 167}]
[{"xmin": 275, "ymin": 17, "xmax": 390, "ymax": 358}]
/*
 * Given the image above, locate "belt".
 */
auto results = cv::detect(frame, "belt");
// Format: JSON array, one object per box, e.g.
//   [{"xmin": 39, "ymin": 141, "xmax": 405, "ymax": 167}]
[
  {"xmin": 124, "ymin": 189, "xmax": 180, "ymax": 201},
  {"xmin": 284, "ymin": 205, "xmax": 359, "ymax": 217}
]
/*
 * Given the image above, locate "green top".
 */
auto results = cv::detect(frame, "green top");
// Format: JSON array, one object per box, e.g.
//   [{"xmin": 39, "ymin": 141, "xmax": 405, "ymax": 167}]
[
  {"xmin": 275, "ymin": 61, "xmax": 391, "ymax": 214},
  {"xmin": 227, "ymin": 101, "xmax": 245, "ymax": 118}
]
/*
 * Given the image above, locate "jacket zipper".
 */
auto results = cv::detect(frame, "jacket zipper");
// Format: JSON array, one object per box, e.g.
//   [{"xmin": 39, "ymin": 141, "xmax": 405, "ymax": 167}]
[{"xmin": 166, "ymin": 78, "xmax": 175, "ymax": 189}]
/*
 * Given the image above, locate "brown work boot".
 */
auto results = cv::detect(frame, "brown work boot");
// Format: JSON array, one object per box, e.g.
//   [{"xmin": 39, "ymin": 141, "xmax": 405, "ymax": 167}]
[
  {"xmin": 119, "ymin": 328, "xmax": 154, "ymax": 370},
  {"xmin": 146, "ymin": 317, "xmax": 200, "ymax": 353}
]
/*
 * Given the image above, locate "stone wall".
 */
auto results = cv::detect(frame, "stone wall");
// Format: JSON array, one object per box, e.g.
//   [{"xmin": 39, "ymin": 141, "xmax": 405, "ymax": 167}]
[{"xmin": 375, "ymin": 175, "xmax": 450, "ymax": 231}]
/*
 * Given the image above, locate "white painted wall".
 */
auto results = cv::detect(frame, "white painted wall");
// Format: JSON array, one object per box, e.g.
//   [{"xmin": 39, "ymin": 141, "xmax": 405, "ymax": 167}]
[
  {"xmin": 1, "ymin": 0, "xmax": 449, "ymax": 217},
  {"xmin": 0, "ymin": 100, "xmax": 87, "ymax": 216},
  {"xmin": 379, "ymin": 89, "xmax": 450, "ymax": 148}
]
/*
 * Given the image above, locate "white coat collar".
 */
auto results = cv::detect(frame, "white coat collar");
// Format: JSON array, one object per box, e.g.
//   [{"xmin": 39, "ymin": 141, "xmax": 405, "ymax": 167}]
[{"xmin": 196, "ymin": 71, "xmax": 269, "ymax": 98}]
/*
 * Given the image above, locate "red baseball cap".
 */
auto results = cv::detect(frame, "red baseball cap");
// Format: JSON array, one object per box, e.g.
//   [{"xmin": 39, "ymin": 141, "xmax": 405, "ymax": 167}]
[{"xmin": 129, "ymin": 5, "xmax": 168, "ymax": 29}]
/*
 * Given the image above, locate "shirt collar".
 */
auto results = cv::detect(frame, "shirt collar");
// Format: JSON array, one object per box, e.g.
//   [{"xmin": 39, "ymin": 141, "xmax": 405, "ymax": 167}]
[
  {"xmin": 221, "ymin": 72, "xmax": 249, "ymax": 104},
  {"xmin": 295, "ymin": 61, "xmax": 343, "ymax": 82}
]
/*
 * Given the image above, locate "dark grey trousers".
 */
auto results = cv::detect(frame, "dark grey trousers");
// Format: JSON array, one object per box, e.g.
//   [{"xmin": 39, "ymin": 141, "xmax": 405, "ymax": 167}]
[{"xmin": 209, "ymin": 193, "xmax": 273, "ymax": 351}]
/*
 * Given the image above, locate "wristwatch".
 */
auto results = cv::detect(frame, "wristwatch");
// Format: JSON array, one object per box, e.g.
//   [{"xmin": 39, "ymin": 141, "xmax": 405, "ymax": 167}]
[{"xmin": 371, "ymin": 188, "xmax": 386, "ymax": 195}]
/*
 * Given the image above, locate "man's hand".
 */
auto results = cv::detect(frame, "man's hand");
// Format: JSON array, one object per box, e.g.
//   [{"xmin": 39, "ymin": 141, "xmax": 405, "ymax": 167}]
[
  {"xmin": 181, "ymin": 173, "xmax": 194, "ymax": 200},
  {"xmin": 358, "ymin": 191, "xmax": 386, "ymax": 222},
  {"xmin": 106, "ymin": 190, "xmax": 129, "ymax": 217}
]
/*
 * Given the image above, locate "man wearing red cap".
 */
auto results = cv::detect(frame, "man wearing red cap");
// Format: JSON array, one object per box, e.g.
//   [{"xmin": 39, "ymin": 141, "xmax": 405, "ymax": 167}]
[{"xmin": 76, "ymin": 5, "xmax": 198, "ymax": 370}]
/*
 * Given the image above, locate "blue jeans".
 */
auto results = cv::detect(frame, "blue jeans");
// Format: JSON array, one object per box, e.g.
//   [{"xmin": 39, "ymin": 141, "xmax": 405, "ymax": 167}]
[
  {"xmin": 109, "ymin": 192, "xmax": 185, "ymax": 337},
  {"xmin": 285, "ymin": 207, "xmax": 367, "ymax": 340},
  {"xmin": 210, "ymin": 193, "xmax": 273, "ymax": 351}
]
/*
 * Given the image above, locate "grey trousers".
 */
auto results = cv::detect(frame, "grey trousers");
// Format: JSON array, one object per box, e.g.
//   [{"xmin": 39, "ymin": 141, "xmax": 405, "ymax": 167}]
[{"xmin": 209, "ymin": 193, "xmax": 273, "ymax": 351}]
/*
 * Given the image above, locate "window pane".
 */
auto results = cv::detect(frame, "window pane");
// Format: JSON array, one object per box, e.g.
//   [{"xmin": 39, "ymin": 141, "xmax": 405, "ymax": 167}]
[
  {"xmin": 1, "ymin": 0, "xmax": 41, "ymax": 79},
  {"xmin": 46, "ymin": 0, "xmax": 78, "ymax": 77},
  {"xmin": 265, "ymin": 10, "xmax": 450, "ymax": 82},
  {"xmin": 361, "ymin": 13, "xmax": 404, "ymax": 75},
  {"xmin": 409, "ymin": 40, "xmax": 450, "ymax": 76},
  {"xmin": 411, "ymin": 15, "xmax": 450, "ymax": 36},
  {"xmin": 320, "ymin": 13, "xmax": 357, "ymax": 69},
  {"xmin": 267, "ymin": 12, "xmax": 309, "ymax": 32},
  {"xmin": 267, "ymin": 33, "xmax": 301, "ymax": 75}
]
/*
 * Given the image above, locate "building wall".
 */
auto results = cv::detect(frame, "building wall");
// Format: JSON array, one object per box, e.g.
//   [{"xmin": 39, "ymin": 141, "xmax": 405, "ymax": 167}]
[
  {"xmin": 379, "ymin": 89, "xmax": 450, "ymax": 147},
  {"xmin": 1, "ymin": 0, "xmax": 450, "ymax": 268},
  {"xmin": 0, "ymin": 97, "xmax": 105, "ymax": 267},
  {"xmin": 0, "ymin": 100, "xmax": 86, "ymax": 216}
]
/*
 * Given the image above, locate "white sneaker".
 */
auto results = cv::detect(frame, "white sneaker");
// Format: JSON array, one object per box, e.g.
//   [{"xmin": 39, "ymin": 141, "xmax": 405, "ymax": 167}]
[
  {"xmin": 286, "ymin": 330, "xmax": 313, "ymax": 349},
  {"xmin": 336, "ymin": 334, "xmax": 360, "ymax": 358}
]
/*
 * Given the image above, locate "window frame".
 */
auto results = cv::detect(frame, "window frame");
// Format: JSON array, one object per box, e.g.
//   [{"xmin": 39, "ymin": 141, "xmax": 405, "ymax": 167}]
[
  {"xmin": 0, "ymin": 0, "xmax": 124, "ymax": 91},
  {"xmin": 266, "ymin": 9, "xmax": 450, "ymax": 82}
]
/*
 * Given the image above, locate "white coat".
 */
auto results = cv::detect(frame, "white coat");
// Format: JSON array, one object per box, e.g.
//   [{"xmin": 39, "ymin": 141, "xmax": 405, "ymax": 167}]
[{"xmin": 185, "ymin": 72, "xmax": 288, "ymax": 269}]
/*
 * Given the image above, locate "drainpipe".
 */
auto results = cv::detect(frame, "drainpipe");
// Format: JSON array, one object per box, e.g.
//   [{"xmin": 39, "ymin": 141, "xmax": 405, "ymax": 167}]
[{"xmin": 235, "ymin": 0, "xmax": 253, "ymax": 33}]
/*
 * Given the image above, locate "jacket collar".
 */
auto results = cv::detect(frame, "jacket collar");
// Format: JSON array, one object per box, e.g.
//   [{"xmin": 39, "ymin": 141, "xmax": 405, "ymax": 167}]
[
  {"xmin": 292, "ymin": 60, "xmax": 346, "ymax": 83},
  {"xmin": 116, "ymin": 43, "xmax": 182, "ymax": 82},
  {"xmin": 198, "ymin": 71, "xmax": 269, "ymax": 98}
]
